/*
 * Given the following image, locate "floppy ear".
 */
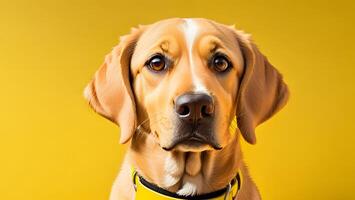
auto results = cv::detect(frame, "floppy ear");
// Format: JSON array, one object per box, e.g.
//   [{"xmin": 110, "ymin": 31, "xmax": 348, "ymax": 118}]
[
  {"xmin": 235, "ymin": 30, "xmax": 290, "ymax": 144},
  {"xmin": 84, "ymin": 28, "xmax": 143, "ymax": 144}
]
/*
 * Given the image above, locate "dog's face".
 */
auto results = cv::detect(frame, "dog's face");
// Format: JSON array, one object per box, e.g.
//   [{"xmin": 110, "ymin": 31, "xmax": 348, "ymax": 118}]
[
  {"xmin": 131, "ymin": 19, "xmax": 244, "ymax": 151},
  {"xmin": 84, "ymin": 18, "xmax": 289, "ymax": 152}
]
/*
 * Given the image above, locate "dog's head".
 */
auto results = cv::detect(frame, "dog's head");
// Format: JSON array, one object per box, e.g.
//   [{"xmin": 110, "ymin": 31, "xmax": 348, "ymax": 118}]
[{"xmin": 84, "ymin": 18, "xmax": 289, "ymax": 152}]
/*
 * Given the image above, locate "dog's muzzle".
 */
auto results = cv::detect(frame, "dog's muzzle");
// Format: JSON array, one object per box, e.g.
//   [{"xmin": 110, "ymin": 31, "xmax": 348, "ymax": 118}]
[{"xmin": 162, "ymin": 92, "xmax": 221, "ymax": 151}]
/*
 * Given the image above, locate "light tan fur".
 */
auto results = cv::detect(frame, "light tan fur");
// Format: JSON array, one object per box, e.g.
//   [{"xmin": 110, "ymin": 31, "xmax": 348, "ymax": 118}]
[{"xmin": 84, "ymin": 18, "xmax": 289, "ymax": 200}]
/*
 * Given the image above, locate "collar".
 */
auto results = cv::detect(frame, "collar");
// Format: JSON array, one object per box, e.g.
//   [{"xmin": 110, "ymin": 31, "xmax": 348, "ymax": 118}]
[{"xmin": 131, "ymin": 167, "xmax": 242, "ymax": 200}]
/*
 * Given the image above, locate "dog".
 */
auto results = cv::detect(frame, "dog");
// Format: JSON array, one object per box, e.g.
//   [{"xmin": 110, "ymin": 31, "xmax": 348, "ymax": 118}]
[{"xmin": 84, "ymin": 18, "xmax": 289, "ymax": 200}]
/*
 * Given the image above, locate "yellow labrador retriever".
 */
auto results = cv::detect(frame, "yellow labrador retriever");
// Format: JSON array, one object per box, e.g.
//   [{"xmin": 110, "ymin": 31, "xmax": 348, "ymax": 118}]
[{"xmin": 84, "ymin": 18, "xmax": 289, "ymax": 200}]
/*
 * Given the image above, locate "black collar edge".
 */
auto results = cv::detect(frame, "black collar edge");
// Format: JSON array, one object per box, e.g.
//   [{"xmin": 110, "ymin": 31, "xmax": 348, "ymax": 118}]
[{"xmin": 138, "ymin": 173, "xmax": 240, "ymax": 200}]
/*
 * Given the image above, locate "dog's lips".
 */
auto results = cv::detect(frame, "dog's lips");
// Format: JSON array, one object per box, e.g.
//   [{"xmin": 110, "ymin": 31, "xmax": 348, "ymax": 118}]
[
  {"xmin": 162, "ymin": 133, "xmax": 222, "ymax": 151},
  {"xmin": 179, "ymin": 136, "xmax": 206, "ymax": 147}
]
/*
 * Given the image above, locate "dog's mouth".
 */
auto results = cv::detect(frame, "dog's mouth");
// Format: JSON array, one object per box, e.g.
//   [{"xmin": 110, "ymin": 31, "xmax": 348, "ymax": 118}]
[{"xmin": 162, "ymin": 133, "xmax": 222, "ymax": 151}]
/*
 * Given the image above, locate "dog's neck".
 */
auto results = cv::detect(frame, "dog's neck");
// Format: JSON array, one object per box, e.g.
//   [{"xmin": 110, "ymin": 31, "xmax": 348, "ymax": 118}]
[{"xmin": 128, "ymin": 133, "xmax": 243, "ymax": 195}]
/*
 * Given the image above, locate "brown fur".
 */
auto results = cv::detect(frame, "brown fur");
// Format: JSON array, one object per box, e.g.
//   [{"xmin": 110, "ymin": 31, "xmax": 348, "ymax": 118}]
[{"xmin": 84, "ymin": 18, "xmax": 289, "ymax": 200}]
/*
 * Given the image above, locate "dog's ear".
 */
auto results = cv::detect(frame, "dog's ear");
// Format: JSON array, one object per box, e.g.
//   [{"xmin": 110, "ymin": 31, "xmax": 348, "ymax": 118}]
[
  {"xmin": 234, "ymin": 30, "xmax": 289, "ymax": 144},
  {"xmin": 84, "ymin": 27, "xmax": 143, "ymax": 144}
]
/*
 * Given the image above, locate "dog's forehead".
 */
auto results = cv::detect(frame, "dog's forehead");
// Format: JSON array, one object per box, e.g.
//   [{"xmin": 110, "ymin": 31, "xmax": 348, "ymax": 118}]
[
  {"xmin": 131, "ymin": 18, "xmax": 242, "ymax": 70},
  {"xmin": 135, "ymin": 18, "xmax": 236, "ymax": 52}
]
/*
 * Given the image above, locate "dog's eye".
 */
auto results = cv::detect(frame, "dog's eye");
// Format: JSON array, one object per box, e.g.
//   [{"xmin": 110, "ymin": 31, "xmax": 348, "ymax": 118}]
[
  {"xmin": 212, "ymin": 54, "xmax": 231, "ymax": 73},
  {"xmin": 147, "ymin": 54, "xmax": 166, "ymax": 72}
]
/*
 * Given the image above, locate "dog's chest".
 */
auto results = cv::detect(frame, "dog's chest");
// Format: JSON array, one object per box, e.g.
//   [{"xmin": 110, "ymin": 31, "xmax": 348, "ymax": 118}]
[{"xmin": 163, "ymin": 152, "xmax": 205, "ymax": 196}]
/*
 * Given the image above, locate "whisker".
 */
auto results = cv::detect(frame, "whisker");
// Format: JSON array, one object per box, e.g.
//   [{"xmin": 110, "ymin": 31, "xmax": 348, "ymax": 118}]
[{"xmin": 135, "ymin": 112, "xmax": 166, "ymax": 135}]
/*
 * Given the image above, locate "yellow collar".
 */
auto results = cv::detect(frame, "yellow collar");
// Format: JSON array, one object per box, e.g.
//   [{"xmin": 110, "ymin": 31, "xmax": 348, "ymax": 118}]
[{"xmin": 131, "ymin": 168, "xmax": 242, "ymax": 200}]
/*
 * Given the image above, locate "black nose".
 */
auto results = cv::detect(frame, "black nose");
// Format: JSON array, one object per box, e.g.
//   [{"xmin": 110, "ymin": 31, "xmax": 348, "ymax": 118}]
[{"xmin": 175, "ymin": 92, "xmax": 214, "ymax": 123}]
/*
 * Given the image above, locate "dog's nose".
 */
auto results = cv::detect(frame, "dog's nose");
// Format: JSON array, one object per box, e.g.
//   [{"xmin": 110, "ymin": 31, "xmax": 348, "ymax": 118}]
[{"xmin": 175, "ymin": 92, "xmax": 214, "ymax": 123}]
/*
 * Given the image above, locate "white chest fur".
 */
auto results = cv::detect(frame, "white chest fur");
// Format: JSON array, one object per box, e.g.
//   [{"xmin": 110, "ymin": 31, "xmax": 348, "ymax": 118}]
[{"xmin": 163, "ymin": 152, "xmax": 204, "ymax": 196}]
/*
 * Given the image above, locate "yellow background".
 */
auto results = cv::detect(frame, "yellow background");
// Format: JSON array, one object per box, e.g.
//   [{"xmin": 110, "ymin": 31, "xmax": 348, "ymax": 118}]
[{"xmin": 1, "ymin": 0, "xmax": 354, "ymax": 199}]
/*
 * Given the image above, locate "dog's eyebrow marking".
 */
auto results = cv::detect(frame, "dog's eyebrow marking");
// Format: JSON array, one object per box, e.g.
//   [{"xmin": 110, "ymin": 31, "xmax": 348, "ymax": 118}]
[
  {"xmin": 159, "ymin": 41, "xmax": 169, "ymax": 53},
  {"xmin": 209, "ymin": 42, "xmax": 219, "ymax": 53},
  {"xmin": 182, "ymin": 18, "xmax": 208, "ymax": 93}
]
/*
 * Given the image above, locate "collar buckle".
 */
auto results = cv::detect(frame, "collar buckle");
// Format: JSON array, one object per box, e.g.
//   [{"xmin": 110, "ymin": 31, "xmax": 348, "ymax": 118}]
[
  {"xmin": 224, "ymin": 182, "xmax": 232, "ymax": 200},
  {"xmin": 132, "ymin": 170, "xmax": 138, "ymax": 191}
]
